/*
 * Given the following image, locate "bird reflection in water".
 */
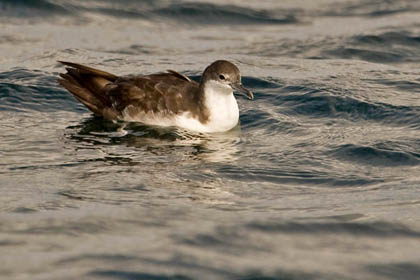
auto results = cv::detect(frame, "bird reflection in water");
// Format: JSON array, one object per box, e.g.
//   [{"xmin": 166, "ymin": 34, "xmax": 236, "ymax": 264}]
[{"xmin": 64, "ymin": 117, "xmax": 242, "ymax": 165}]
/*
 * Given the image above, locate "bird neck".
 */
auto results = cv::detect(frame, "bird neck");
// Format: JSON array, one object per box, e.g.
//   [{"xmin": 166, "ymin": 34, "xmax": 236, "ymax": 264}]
[{"xmin": 200, "ymin": 80, "xmax": 239, "ymax": 132}]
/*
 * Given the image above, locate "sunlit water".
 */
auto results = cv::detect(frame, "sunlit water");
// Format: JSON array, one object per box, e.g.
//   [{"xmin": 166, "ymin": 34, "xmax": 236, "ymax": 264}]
[{"xmin": 1, "ymin": 1, "xmax": 420, "ymax": 279}]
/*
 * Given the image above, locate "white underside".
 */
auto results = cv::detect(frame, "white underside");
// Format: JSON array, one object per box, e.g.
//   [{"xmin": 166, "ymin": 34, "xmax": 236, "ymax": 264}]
[{"xmin": 120, "ymin": 81, "xmax": 240, "ymax": 133}]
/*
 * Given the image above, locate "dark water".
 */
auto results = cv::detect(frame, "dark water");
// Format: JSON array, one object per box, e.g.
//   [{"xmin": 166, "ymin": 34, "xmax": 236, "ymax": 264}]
[{"xmin": 1, "ymin": 0, "xmax": 420, "ymax": 279}]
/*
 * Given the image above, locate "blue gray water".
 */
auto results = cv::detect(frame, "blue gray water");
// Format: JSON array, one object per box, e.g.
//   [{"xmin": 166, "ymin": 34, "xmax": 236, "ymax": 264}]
[{"xmin": 1, "ymin": 0, "xmax": 420, "ymax": 279}]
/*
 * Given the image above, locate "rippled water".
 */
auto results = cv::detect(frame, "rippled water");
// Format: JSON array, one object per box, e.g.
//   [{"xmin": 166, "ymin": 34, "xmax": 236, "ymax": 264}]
[{"xmin": 1, "ymin": 0, "xmax": 420, "ymax": 279}]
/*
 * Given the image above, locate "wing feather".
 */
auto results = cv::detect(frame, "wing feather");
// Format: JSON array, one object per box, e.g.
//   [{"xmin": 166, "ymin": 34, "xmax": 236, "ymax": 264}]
[
  {"xmin": 58, "ymin": 61, "xmax": 201, "ymax": 122},
  {"xmin": 105, "ymin": 73, "xmax": 199, "ymax": 117}
]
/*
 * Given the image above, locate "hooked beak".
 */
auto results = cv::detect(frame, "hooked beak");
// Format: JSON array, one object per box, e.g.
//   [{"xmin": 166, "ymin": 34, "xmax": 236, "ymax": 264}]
[{"xmin": 232, "ymin": 82, "xmax": 254, "ymax": 100}]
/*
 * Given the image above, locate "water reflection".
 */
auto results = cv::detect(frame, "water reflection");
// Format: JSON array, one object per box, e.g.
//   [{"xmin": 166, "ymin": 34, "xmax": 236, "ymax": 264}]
[{"xmin": 64, "ymin": 117, "xmax": 242, "ymax": 164}]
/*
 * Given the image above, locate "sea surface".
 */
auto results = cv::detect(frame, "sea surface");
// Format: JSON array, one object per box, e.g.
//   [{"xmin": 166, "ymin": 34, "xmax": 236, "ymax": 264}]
[{"xmin": 1, "ymin": 0, "xmax": 420, "ymax": 279}]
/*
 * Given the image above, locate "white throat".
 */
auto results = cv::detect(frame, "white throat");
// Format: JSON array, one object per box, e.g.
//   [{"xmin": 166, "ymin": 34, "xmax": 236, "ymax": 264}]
[
  {"xmin": 174, "ymin": 80, "xmax": 240, "ymax": 133},
  {"xmin": 202, "ymin": 79, "xmax": 239, "ymax": 132}
]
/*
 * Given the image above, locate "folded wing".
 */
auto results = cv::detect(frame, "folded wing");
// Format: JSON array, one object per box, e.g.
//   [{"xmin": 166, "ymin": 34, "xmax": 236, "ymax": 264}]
[{"xmin": 58, "ymin": 61, "xmax": 200, "ymax": 121}]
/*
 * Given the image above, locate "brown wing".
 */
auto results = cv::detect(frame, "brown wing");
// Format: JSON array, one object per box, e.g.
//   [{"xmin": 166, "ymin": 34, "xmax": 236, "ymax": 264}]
[
  {"xmin": 106, "ymin": 73, "xmax": 200, "ymax": 117},
  {"xmin": 58, "ymin": 61, "xmax": 202, "ymax": 121}
]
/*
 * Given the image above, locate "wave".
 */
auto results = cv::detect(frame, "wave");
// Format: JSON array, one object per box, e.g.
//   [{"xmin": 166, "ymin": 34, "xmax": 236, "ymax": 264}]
[
  {"xmin": 0, "ymin": 0, "xmax": 298, "ymax": 25},
  {"xmin": 154, "ymin": 3, "xmax": 298, "ymax": 25},
  {"xmin": 0, "ymin": 69, "xmax": 83, "ymax": 112},
  {"xmin": 250, "ymin": 31, "xmax": 420, "ymax": 63},
  {"xmin": 0, "ymin": 0, "xmax": 72, "ymax": 18},
  {"xmin": 283, "ymin": 94, "xmax": 419, "ymax": 124},
  {"xmin": 329, "ymin": 143, "xmax": 420, "ymax": 166},
  {"xmin": 324, "ymin": 32, "xmax": 420, "ymax": 63},
  {"xmin": 218, "ymin": 165, "xmax": 381, "ymax": 186},
  {"xmin": 322, "ymin": 0, "xmax": 420, "ymax": 17},
  {"xmin": 243, "ymin": 79, "xmax": 420, "ymax": 128}
]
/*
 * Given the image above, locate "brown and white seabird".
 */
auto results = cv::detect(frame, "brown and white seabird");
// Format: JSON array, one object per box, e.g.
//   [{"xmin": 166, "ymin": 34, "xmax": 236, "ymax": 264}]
[{"xmin": 58, "ymin": 60, "xmax": 253, "ymax": 133}]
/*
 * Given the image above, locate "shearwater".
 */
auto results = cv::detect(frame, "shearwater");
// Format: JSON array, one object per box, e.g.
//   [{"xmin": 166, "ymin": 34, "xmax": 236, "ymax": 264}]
[{"xmin": 58, "ymin": 60, "xmax": 254, "ymax": 133}]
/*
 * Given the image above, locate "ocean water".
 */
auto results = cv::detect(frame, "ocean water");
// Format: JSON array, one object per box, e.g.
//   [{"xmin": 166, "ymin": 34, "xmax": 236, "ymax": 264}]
[{"xmin": 1, "ymin": 0, "xmax": 420, "ymax": 279}]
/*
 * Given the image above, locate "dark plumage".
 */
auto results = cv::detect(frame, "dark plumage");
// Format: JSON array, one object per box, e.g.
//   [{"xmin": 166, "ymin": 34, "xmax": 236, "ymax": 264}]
[
  {"xmin": 58, "ymin": 60, "xmax": 253, "ymax": 132},
  {"xmin": 58, "ymin": 60, "xmax": 209, "ymax": 122}
]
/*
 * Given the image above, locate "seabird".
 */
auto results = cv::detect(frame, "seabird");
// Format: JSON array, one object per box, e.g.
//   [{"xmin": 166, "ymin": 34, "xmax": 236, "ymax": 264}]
[{"xmin": 58, "ymin": 60, "xmax": 253, "ymax": 133}]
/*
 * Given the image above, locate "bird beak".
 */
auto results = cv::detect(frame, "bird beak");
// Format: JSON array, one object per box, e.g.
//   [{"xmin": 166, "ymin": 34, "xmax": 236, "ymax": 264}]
[{"xmin": 232, "ymin": 82, "xmax": 254, "ymax": 100}]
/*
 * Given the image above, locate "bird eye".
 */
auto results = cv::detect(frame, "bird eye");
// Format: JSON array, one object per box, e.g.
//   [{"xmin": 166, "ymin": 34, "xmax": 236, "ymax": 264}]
[{"xmin": 219, "ymin": 74, "xmax": 225, "ymax": 80}]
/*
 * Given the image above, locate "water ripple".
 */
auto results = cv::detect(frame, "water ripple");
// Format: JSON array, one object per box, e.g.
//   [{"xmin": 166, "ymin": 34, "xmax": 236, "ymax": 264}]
[
  {"xmin": 329, "ymin": 143, "xmax": 420, "ymax": 166},
  {"xmin": 0, "ymin": 69, "xmax": 83, "ymax": 112},
  {"xmin": 0, "ymin": 0, "xmax": 299, "ymax": 25}
]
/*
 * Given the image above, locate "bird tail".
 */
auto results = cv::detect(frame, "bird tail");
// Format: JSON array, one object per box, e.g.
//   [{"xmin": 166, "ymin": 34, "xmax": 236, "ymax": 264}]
[{"xmin": 57, "ymin": 61, "xmax": 118, "ymax": 117}]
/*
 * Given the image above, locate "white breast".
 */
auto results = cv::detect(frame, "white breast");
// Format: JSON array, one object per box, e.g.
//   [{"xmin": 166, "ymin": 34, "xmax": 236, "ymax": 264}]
[
  {"xmin": 120, "ymin": 80, "xmax": 240, "ymax": 133},
  {"xmin": 175, "ymin": 80, "xmax": 239, "ymax": 133},
  {"xmin": 204, "ymin": 82, "xmax": 240, "ymax": 132}
]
